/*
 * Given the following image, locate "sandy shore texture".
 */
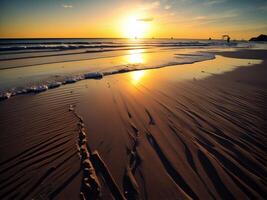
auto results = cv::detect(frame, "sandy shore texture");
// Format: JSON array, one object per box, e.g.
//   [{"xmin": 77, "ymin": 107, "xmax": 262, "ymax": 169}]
[{"xmin": 0, "ymin": 49, "xmax": 266, "ymax": 199}]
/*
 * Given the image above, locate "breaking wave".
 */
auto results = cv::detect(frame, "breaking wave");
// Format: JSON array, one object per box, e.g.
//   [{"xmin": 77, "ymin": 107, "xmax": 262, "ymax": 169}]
[{"xmin": 0, "ymin": 52, "xmax": 215, "ymax": 101}]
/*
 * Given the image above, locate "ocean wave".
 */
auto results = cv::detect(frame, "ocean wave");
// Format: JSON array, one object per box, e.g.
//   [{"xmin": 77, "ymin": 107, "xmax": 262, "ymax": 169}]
[
  {"xmin": 0, "ymin": 52, "xmax": 215, "ymax": 101},
  {"xmin": 0, "ymin": 40, "xmax": 242, "ymax": 52},
  {"xmin": 0, "ymin": 44, "xmax": 132, "ymax": 51}
]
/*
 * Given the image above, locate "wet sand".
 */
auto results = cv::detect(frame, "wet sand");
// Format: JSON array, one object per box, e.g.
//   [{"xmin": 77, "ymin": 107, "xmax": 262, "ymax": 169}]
[{"xmin": 0, "ymin": 49, "xmax": 266, "ymax": 199}]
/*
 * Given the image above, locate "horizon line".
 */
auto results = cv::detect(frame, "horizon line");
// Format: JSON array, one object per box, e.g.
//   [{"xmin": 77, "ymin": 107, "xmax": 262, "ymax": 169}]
[{"xmin": 0, "ymin": 37, "xmax": 248, "ymax": 41}]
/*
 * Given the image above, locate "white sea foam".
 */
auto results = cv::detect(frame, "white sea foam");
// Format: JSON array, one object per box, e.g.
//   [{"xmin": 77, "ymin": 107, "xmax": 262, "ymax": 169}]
[
  {"xmin": 84, "ymin": 72, "xmax": 103, "ymax": 79},
  {"xmin": 0, "ymin": 51, "xmax": 218, "ymax": 101},
  {"xmin": 0, "ymin": 92, "xmax": 12, "ymax": 100},
  {"xmin": 48, "ymin": 82, "xmax": 62, "ymax": 89},
  {"xmin": 0, "ymin": 39, "xmax": 257, "ymax": 52}
]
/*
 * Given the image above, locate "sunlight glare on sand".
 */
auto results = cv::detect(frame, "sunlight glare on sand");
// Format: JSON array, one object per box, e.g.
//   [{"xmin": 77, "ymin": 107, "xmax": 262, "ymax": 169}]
[{"xmin": 131, "ymin": 70, "xmax": 146, "ymax": 85}]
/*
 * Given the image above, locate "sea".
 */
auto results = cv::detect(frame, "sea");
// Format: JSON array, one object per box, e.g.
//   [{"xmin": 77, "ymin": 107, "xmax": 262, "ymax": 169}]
[{"xmin": 0, "ymin": 38, "xmax": 266, "ymax": 100}]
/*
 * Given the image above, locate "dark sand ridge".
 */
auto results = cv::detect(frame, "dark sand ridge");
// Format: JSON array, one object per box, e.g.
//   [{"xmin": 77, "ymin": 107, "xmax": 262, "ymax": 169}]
[{"xmin": 0, "ymin": 49, "xmax": 266, "ymax": 199}]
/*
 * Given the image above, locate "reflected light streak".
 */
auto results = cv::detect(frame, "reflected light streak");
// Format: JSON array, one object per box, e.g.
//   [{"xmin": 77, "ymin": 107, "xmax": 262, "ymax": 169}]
[
  {"xmin": 128, "ymin": 49, "xmax": 144, "ymax": 64},
  {"xmin": 131, "ymin": 70, "xmax": 146, "ymax": 85}
]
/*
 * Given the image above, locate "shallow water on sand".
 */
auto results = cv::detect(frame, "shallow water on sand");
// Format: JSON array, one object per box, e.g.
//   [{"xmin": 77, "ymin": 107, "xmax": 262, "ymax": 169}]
[
  {"xmin": 2, "ymin": 38, "xmax": 265, "ymax": 99},
  {"xmin": 124, "ymin": 55, "xmax": 261, "ymax": 85},
  {"xmin": 0, "ymin": 48, "xmax": 214, "ymax": 92}
]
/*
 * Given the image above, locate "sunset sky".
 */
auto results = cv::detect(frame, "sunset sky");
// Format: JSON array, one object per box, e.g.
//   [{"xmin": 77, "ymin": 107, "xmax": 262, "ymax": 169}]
[{"xmin": 0, "ymin": 0, "xmax": 266, "ymax": 39}]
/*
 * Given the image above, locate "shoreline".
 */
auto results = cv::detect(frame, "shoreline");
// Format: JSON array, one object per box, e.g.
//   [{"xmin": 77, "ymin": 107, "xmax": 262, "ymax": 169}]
[
  {"xmin": 0, "ymin": 49, "xmax": 216, "ymax": 100},
  {"xmin": 2, "ymin": 49, "xmax": 265, "ymax": 101}
]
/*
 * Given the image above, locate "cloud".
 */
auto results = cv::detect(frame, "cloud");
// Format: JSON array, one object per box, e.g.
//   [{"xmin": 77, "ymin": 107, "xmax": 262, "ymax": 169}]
[
  {"xmin": 166, "ymin": 9, "xmax": 239, "ymax": 27},
  {"xmin": 137, "ymin": 17, "xmax": 154, "ymax": 22},
  {"xmin": 204, "ymin": 0, "xmax": 226, "ymax": 6},
  {"xmin": 151, "ymin": 1, "xmax": 160, "ymax": 8},
  {"xmin": 192, "ymin": 9, "xmax": 239, "ymax": 22},
  {"xmin": 140, "ymin": 1, "xmax": 160, "ymax": 10},
  {"xmin": 62, "ymin": 4, "xmax": 73, "ymax": 8},
  {"xmin": 194, "ymin": 16, "xmax": 208, "ymax": 20},
  {"xmin": 164, "ymin": 5, "xmax": 171, "ymax": 10}
]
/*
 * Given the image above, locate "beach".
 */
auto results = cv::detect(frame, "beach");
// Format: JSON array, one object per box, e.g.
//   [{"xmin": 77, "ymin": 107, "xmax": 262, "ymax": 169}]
[{"xmin": 0, "ymin": 41, "xmax": 266, "ymax": 199}]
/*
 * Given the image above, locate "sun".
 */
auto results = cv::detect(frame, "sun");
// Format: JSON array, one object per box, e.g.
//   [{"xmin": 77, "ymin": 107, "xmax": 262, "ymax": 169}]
[{"xmin": 122, "ymin": 16, "xmax": 150, "ymax": 38}]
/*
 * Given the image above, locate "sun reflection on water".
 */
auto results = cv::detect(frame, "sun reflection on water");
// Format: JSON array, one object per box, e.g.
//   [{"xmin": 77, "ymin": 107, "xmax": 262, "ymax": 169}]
[{"xmin": 128, "ymin": 49, "xmax": 144, "ymax": 64}]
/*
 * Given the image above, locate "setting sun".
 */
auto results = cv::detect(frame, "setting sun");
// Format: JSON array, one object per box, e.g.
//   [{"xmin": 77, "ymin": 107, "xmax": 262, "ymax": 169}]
[{"xmin": 122, "ymin": 16, "xmax": 150, "ymax": 38}]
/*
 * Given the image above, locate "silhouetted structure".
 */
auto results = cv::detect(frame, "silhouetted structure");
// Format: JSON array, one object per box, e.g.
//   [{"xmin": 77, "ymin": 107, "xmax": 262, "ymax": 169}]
[
  {"xmin": 222, "ymin": 35, "xmax": 231, "ymax": 43},
  {"xmin": 249, "ymin": 34, "xmax": 267, "ymax": 41}
]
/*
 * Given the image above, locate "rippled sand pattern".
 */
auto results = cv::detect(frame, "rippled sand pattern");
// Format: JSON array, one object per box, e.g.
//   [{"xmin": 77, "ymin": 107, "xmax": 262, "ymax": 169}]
[{"xmin": 0, "ymin": 50, "xmax": 266, "ymax": 199}]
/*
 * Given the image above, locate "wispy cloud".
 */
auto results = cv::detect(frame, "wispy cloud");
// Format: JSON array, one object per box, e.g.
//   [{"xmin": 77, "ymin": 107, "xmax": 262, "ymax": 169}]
[
  {"xmin": 151, "ymin": 1, "xmax": 160, "ymax": 8},
  {"xmin": 204, "ymin": 0, "xmax": 226, "ymax": 6},
  {"xmin": 164, "ymin": 5, "xmax": 171, "ymax": 10},
  {"xmin": 164, "ymin": 9, "xmax": 239, "ymax": 26},
  {"xmin": 140, "ymin": 1, "xmax": 160, "ymax": 10},
  {"xmin": 62, "ymin": 4, "xmax": 73, "ymax": 9},
  {"xmin": 194, "ymin": 16, "xmax": 208, "ymax": 20},
  {"xmin": 193, "ymin": 11, "xmax": 235, "ymax": 21},
  {"xmin": 137, "ymin": 17, "xmax": 154, "ymax": 22}
]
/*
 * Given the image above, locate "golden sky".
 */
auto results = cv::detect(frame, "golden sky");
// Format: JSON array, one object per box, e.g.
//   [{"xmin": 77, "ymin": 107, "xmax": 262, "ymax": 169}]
[{"xmin": 0, "ymin": 0, "xmax": 266, "ymax": 39}]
